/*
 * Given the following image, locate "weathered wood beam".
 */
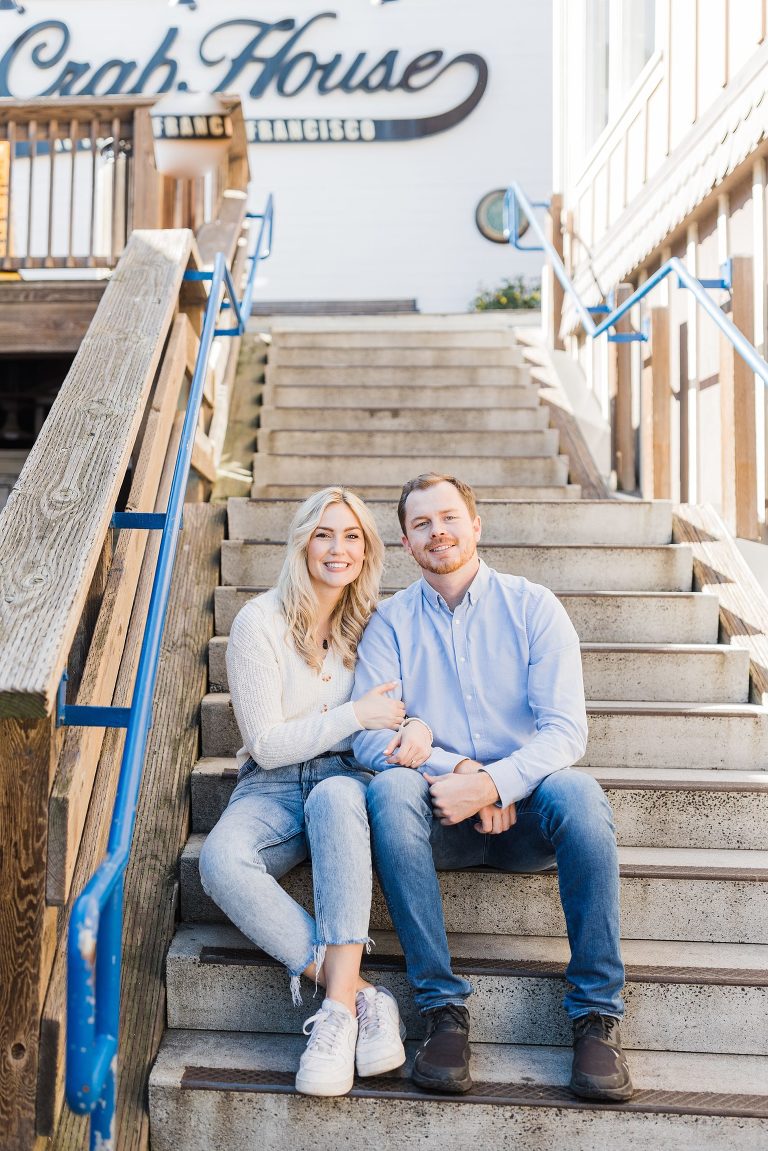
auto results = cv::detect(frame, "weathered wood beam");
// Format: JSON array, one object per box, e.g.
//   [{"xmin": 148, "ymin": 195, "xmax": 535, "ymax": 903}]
[
  {"xmin": 0, "ymin": 714, "xmax": 61, "ymax": 1151},
  {"xmin": 0, "ymin": 229, "xmax": 197, "ymax": 720},
  {"xmin": 46, "ymin": 315, "xmax": 191, "ymax": 906}
]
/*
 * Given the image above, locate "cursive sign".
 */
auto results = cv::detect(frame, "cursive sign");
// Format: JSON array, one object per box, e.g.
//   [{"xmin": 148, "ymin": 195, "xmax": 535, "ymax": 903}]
[{"xmin": 0, "ymin": 14, "xmax": 488, "ymax": 142}]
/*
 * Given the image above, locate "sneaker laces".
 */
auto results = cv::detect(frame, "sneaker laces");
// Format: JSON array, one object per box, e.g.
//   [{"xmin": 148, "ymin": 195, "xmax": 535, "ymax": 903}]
[
  {"xmin": 357, "ymin": 990, "xmax": 390, "ymax": 1041},
  {"xmin": 574, "ymin": 1012, "xmax": 619, "ymax": 1041},
  {"xmin": 302, "ymin": 1004, "xmax": 349, "ymax": 1055},
  {"xmin": 424, "ymin": 1004, "xmax": 469, "ymax": 1036}
]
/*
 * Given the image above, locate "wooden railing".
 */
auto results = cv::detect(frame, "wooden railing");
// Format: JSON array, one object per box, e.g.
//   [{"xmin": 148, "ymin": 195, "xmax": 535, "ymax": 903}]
[
  {"xmin": 0, "ymin": 180, "xmax": 252, "ymax": 1143},
  {"xmin": 0, "ymin": 96, "xmax": 249, "ymax": 270}
]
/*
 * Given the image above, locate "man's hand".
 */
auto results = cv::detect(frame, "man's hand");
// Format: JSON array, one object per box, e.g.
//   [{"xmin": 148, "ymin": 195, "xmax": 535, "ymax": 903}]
[
  {"xmin": 424, "ymin": 770, "xmax": 500, "ymax": 826},
  {"xmin": 426, "ymin": 760, "xmax": 517, "ymax": 833},
  {"xmin": 473, "ymin": 802, "xmax": 517, "ymax": 835}
]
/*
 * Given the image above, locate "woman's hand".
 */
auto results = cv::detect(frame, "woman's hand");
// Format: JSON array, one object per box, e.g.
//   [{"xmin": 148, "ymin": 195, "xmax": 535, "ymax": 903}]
[
  {"xmin": 384, "ymin": 719, "xmax": 433, "ymax": 768},
  {"xmin": 353, "ymin": 682, "xmax": 406, "ymax": 730}
]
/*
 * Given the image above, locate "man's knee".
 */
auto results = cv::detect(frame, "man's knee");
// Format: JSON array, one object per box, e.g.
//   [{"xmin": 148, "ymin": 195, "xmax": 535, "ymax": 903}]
[
  {"xmin": 369, "ymin": 766, "xmax": 428, "ymax": 801},
  {"xmin": 535, "ymin": 769, "xmax": 616, "ymax": 835}
]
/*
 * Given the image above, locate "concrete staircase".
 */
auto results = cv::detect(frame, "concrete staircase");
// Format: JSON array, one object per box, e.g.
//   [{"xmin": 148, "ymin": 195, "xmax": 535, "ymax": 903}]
[{"xmin": 149, "ymin": 319, "xmax": 768, "ymax": 1150}]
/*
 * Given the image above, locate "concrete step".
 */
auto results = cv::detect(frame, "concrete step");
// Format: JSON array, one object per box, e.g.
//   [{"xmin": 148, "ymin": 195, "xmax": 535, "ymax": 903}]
[
  {"xmin": 269, "ymin": 325, "xmax": 522, "ymax": 348},
  {"xmin": 227, "ymin": 498, "xmax": 674, "ymax": 546},
  {"xmin": 207, "ymin": 636, "xmax": 748, "ymax": 703},
  {"xmin": 190, "ymin": 757, "xmax": 768, "ymax": 850},
  {"xmin": 150, "ymin": 1029, "xmax": 768, "ymax": 1151},
  {"xmin": 251, "ymin": 453, "xmax": 571, "ymax": 489},
  {"xmin": 255, "ymin": 428, "xmax": 561, "ymax": 458},
  {"xmin": 165, "ymin": 922, "xmax": 768, "ymax": 1055},
  {"xmin": 220, "ymin": 541, "xmax": 693, "ymax": 592},
  {"xmin": 262, "ymin": 383, "xmax": 542, "ymax": 409},
  {"xmin": 181, "ymin": 827, "xmax": 768, "ymax": 943},
  {"xmin": 257, "ymin": 405, "xmax": 551, "ymax": 432},
  {"xmin": 269, "ymin": 345, "xmax": 525, "ymax": 368},
  {"xmin": 265, "ymin": 365, "xmax": 530, "ymax": 388},
  {"xmin": 201, "ymin": 695, "xmax": 768, "ymax": 771},
  {"xmin": 583, "ymin": 703, "xmax": 768, "ymax": 769},
  {"xmin": 251, "ymin": 482, "xmax": 582, "ymax": 501},
  {"xmin": 214, "ymin": 587, "xmax": 719, "ymax": 643}
]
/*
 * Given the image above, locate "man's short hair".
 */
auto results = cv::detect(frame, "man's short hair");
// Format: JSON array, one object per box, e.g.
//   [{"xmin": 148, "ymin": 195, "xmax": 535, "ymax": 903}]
[{"xmin": 397, "ymin": 473, "xmax": 478, "ymax": 532}]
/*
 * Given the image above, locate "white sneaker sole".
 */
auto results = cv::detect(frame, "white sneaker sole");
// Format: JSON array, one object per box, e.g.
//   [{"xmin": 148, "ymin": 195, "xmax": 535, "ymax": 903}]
[
  {"xmin": 356, "ymin": 1024, "xmax": 407, "ymax": 1077},
  {"xmin": 294, "ymin": 1069, "xmax": 355, "ymax": 1097}
]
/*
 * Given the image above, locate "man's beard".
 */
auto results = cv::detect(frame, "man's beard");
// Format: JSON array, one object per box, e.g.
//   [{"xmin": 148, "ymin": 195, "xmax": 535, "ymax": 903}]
[{"xmin": 412, "ymin": 537, "xmax": 477, "ymax": 575}]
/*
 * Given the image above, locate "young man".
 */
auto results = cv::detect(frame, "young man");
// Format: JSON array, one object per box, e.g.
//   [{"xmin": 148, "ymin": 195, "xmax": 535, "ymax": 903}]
[{"xmin": 352, "ymin": 473, "xmax": 632, "ymax": 1102}]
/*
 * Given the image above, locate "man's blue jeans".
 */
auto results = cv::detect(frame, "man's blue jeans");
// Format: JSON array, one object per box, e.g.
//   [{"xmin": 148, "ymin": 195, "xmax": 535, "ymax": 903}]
[{"xmin": 366, "ymin": 766, "xmax": 625, "ymax": 1019}]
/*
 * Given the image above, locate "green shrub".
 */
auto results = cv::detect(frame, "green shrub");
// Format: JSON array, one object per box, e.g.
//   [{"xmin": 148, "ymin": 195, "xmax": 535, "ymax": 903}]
[{"xmin": 471, "ymin": 276, "xmax": 541, "ymax": 312}]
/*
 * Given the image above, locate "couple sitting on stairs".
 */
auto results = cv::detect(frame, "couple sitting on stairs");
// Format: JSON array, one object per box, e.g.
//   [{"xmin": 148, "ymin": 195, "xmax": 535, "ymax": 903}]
[{"xmin": 199, "ymin": 472, "xmax": 633, "ymax": 1103}]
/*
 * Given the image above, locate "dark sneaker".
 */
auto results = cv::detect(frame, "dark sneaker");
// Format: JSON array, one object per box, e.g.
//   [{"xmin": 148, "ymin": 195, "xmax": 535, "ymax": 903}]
[
  {"xmin": 570, "ymin": 1012, "xmax": 634, "ymax": 1101},
  {"xmin": 412, "ymin": 1004, "xmax": 472, "ymax": 1094}
]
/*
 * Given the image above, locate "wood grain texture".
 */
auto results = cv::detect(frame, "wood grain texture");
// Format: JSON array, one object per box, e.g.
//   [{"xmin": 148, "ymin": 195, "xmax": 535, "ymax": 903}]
[
  {"xmin": 609, "ymin": 283, "xmax": 636, "ymax": 492},
  {"xmin": 46, "ymin": 504, "xmax": 224, "ymax": 1151},
  {"xmin": 38, "ymin": 425, "xmax": 183, "ymax": 1140},
  {"xmin": 0, "ymin": 715, "xmax": 59, "ymax": 1151},
  {"xmin": 46, "ymin": 317, "xmax": 190, "ymax": 905},
  {"xmin": 0, "ymin": 229, "xmax": 195, "ymax": 719},
  {"xmin": 719, "ymin": 256, "xmax": 758, "ymax": 539},
  {"xmin": 673, "ymin": 503, "xmax": 768, "ymax": 705},
  {"xmin": 641, "ymin": 307, "xmax": 671, "ymax": 498}
]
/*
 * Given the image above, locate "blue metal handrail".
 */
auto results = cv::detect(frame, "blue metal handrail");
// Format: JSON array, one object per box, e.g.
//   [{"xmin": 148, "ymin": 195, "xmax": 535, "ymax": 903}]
[
  {"xmin": 504, "ymin": 182, "xmax": 768, "ymax": 388},
  {"xmin": 64, "ymin": 193, "xmax": 273, "ymax": 1150}
]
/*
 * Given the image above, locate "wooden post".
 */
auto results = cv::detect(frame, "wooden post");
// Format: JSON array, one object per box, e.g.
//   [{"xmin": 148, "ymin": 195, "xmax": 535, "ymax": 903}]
[
  {"xmin": 679, "ymin": 322, "xmax": 689, "ymax": 503},
  {"xmin": 609, "ymin": 283, "xmax": 636, "ymax": 492},
  {"xmin": 0, "ymin": 714, "xmax": 60, "ymax": 1150},
  {"xmin": 720, "ymin": 255, "xmax": 758, "ymax": 539},
  {"xmin": 545, "ymin": 193, "xmax": 565, "ymax": 350},
  {"xmin": 641, "ymin": 307, "xmax": 672, "ymax": 498}
]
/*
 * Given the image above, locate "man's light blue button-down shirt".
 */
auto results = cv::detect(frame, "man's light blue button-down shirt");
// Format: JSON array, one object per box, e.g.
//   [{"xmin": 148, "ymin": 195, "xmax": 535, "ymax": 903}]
[{"xmin": 352, "ymin": 560, "xmax": 588, "ymax": 809}]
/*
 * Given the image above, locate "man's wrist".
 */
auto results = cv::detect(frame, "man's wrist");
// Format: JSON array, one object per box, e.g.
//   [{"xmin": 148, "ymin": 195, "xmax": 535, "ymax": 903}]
[{"xmin": 478, "ymin": 769, "xmax": 501, "ymax": 805}]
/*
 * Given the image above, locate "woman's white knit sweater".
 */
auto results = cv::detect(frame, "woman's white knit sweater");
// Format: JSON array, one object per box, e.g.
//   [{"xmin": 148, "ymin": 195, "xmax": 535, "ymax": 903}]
[{"xmin": 225, "ymin": 588, "xmax": 363, "ymax": 769}]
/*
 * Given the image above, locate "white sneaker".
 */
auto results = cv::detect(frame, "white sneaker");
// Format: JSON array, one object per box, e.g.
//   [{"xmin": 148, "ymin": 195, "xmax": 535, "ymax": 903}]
[
  {"xmin": 295, "ymin": 998, "xmax": 358, "ymax": 1097},
  {"xmin": 355, "ymin": 985, "xmax": 407, "ymax": 1077}
]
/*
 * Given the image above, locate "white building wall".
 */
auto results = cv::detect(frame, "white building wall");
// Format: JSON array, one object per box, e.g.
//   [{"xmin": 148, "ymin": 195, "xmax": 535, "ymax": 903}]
[{"xmin": 1, "ymin": 0, "xmax": 553, "ymax": 311}]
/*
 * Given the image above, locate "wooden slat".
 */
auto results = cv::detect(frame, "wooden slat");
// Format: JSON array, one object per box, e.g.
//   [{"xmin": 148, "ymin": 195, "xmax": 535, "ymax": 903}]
[
  {"xmin": 196, "ymin": 189, "xmax": 247, "ymax": 269},
  {"xmin": 0, "ymin": 228, "xmax": 196, "ymax": 720},
  {"xmin": 673, "ymin": 503, "xmax": 768, "ymax": 704},
  {"xmin": 192, "ymin": 426, "xmax": 217, "ymax": 483},
  {"xmin": 546, "ymin": 193, "xmax": 565, "ymax": 350},
  {"xmin": 45, "ymin": 118, "xmax": 57, "ymax": 267},
  {"xmin": 0, "ymin": 714, "xmax": 61, "ymax": 1151},
  {"xmin": 44, "ymin": 504, "xmax": 225, "ymax": 1150},
  {"xmin": 641, "ymin": 307, "xmax": 671, "ymax": 498},
  {"xmin": 36, "ymin": 415, "xmax": 184, "ymax": 1140},
  {"xmin": 610, "ymin": 282, "xmax": 636, "ymax": 492},
  {"xmin": 720, "ymin": 255, "xmax": 758, "ymax": 539},
  {"xmin": 46, "ymin": 316, "xmax": 191, "ymax": 905}
]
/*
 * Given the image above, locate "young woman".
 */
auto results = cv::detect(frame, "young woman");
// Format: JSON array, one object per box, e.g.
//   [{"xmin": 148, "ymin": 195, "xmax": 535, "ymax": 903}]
[{"xmin": 199, "ymin": 487, "xmax": 432, "ymax": 1097}]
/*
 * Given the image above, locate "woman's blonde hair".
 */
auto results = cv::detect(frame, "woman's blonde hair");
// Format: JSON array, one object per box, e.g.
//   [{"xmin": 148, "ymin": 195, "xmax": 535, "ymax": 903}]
[{"xmin": 276, "ymin": 487, "xmax": 384, "ymax": 671}]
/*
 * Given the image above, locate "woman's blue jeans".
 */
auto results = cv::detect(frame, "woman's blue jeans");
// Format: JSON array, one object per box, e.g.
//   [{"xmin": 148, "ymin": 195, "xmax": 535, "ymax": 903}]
[
  {"xmin": 366, "ymin": 766, "xmax": 625, "ymax": 1019},
  {"xmin": 198, "ymin": 753, "xmax": 374, "ymax": 1003}
]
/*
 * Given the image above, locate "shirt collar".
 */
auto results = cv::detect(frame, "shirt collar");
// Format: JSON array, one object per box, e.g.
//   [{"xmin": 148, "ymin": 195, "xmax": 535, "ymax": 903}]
[{"xmin": 420, "ymin": 558, "xmax": 490, "ymax": 611}]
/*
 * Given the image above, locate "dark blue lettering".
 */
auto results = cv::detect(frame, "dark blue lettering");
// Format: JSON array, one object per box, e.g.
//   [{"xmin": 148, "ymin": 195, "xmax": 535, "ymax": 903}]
[
  {"xmin": 276, "ymin": 51, "xmax": 318, "ymax": 97},
  {"xmin": 78, "ymin": 58, "xmax": 137, "ymax": 96},
  {"xmin": 128, "ymin": 28, "xmax": 179, "ymax": 94},
  {"xmin": 0, "ymin": 20, "xmax": 69, "ymax": 98}
]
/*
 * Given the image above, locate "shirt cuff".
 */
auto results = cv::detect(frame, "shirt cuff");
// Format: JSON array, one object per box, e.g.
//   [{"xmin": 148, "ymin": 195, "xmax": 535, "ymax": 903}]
[
  {"xmin": 481, "ymin": 760, "xmax": 527, "ymax": 809},
  {"xmin": 421, "ymin": 747, "xmax": 467, "ymax": 776}
]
